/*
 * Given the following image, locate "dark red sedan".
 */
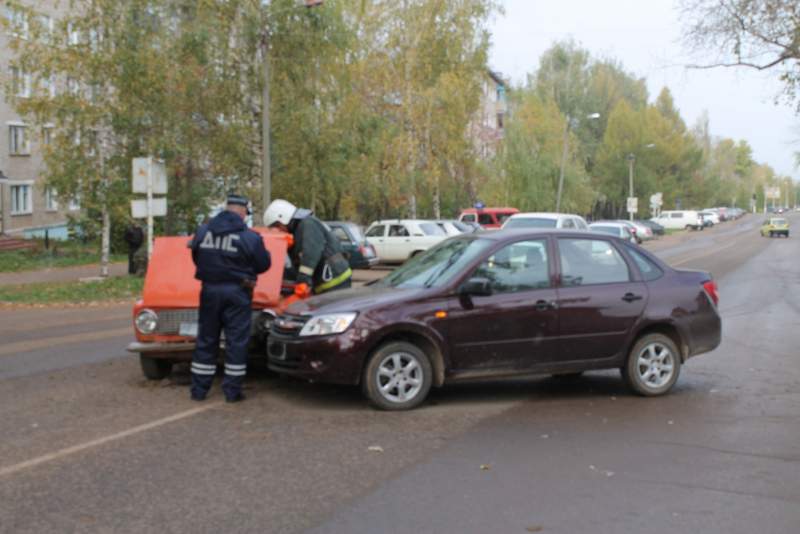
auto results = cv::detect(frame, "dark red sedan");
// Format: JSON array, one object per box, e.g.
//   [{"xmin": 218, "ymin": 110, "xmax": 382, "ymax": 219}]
[{"xmin": 268, "ymin": 230, "xmax": 721, "ymax": 410}]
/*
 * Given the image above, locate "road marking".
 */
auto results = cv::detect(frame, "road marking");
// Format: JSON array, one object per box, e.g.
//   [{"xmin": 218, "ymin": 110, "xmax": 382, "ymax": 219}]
[
  {"xmin": 0, "ymin": 327, "xmax": 132, "ymax": 356},
  {"xmin": 670, "ymin": 241, "xmax": 738, "ymax": 267},
  {"xmin": 0, "ymin": 403, "xmax": 222, "ymax": 478}
]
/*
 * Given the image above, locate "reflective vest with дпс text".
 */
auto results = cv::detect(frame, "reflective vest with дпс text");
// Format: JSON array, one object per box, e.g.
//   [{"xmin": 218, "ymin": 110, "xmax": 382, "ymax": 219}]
[{"xmin": 190, "ymin": 210, "xmax": 271, "ymax": 284}]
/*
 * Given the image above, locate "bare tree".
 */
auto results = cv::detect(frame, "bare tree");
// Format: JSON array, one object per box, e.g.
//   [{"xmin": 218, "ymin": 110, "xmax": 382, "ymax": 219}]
[{"xmin": 680, "ymin": 0, "xmax": 800, "ymax": 107}]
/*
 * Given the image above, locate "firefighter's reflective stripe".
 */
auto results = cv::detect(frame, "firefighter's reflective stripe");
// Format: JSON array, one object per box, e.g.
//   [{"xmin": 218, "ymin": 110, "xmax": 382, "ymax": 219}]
[
  {"xmin": 314, "ymin": 268, "xmax": 352, "ymax": 294},
  {"xmin": 299, "ymin": 265, "xmax": 315, "ymax": 276},
  {"xmin": 191, "ymin": 362, "xmax": 216, "ymax": 375}
]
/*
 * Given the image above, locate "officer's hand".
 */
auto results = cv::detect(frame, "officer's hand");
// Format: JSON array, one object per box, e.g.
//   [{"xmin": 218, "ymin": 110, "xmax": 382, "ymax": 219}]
[{"xmin": 294, "ymin": 283, "xmax": 311, "ymax": 298}]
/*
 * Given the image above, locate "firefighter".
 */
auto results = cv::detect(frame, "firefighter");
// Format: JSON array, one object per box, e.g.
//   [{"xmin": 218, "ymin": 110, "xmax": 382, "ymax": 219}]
[
  {"xmin": 263, "ymin": 199, "xmax": 352, "ymax": 295},
  {"xmin": 189, "ymin": 194, "xmax": 271, "ymax": 403}
]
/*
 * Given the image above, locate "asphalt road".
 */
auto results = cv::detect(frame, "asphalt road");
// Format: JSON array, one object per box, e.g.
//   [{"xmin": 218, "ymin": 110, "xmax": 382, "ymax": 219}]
[{"xmin": 0, "ymin": 213, "xmax": 798, "ymax": 534}]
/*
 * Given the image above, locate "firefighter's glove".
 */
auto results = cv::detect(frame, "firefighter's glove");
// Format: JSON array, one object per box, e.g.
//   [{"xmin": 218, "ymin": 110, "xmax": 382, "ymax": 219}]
[{"xmin": 294, "ymin": 283, "xmax": 311, "ymax": 298}]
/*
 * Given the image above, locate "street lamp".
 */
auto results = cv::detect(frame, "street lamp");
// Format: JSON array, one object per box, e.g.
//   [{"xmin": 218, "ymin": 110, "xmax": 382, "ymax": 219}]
[
  {"xmin": 0, "ymin": 169, "xmax": 8, "ymax": 235},
  {"xmin": 555, "ymin": 112, "xmax": 600, "ymax": 213},
  {"xmin": 626, "ymin": 144, "xmax": 655, "ymax": 221}
]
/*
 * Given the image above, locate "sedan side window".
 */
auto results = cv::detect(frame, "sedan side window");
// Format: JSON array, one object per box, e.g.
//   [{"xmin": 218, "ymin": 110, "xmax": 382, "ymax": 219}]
[
  {"xmin": 478, "ymin": 213, "xmax": 494, "ymax": 225},
  {"xmin": 472, "ymin": 240, "xmax": 550, "ymax": 293},
  {"xmin": 561, "ymin": 218, "xmax": 575, "ymax": 229},
  {"xmin": 558, "ymin": 238, "xmax": 630, "ymax": 286},
  {"xmin": 388, "ymin": 225, "xmax": 410, "ymax": 237},
  {"xmin": 366, "ymin": 225, "xmax": 385, "ymax": 238},
  {"xmin": 624, "ymin": 246, "xmax": 663, "ymax": 281}
]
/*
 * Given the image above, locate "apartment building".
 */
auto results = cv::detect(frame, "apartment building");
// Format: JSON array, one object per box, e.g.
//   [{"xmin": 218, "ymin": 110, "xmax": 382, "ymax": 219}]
[
  {"xmin": 0, "ymin": 1, "xmax": 73, "ymax": 238},
  {"xmin": 473, "ymin": 70, "xmax": 507, "ymax": 160}
]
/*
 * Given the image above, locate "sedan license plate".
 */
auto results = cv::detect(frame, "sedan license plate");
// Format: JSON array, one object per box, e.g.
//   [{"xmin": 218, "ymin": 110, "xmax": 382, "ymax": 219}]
[{"xmin": 179, "ymin": 322, "xmax": 198, "ymax": 337}]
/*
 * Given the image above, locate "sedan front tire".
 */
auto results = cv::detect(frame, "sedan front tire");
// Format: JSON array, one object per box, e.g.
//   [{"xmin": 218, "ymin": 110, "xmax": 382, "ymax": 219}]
[{"xmin": 362, "ymin": 341, "xmax": 432, "ymax": 410}]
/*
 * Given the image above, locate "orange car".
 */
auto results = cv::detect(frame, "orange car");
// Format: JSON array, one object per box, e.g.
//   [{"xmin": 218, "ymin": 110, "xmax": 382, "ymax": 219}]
[{"xmin": 127, "ymin": 228, "xmax": 303, "ymax": 380}]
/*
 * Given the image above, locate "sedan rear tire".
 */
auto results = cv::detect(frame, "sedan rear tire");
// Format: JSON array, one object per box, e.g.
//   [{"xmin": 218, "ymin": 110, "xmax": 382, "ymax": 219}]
[
  {"xmin": 362, "ymin": 341, "xmax": 432, "ymax": 411},
  {"xmin": 622, "ymin": 334, "xmax": 681, "ymax": 396}
]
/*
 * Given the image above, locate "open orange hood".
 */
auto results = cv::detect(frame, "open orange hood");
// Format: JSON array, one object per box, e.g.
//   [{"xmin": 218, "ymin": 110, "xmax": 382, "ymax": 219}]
[{"xmin": 142, "ymin": 228, "xmax": 291, "ymax": 309}]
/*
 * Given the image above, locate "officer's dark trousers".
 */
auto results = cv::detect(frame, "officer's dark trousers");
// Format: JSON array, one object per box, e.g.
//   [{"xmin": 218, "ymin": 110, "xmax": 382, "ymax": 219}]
[{"xmin": 191, "ymin": 282, "xmax": 251, "ymax": 399}]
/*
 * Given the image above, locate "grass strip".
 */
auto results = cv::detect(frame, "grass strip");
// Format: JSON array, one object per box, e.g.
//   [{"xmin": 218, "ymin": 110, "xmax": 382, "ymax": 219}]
[
  {"xmin": 0, "ymin": 276, "xmax": 143, "ymax": 304},
  {"xmin": 0, "ymin": 240, "xmax": 127, "ymax": 273}
]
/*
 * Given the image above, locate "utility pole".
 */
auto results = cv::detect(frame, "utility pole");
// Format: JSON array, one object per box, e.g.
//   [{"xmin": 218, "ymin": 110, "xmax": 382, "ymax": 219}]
[
  {"xmin": 260, "ymin": 0, "xmax": 325, "ymax": 217},
  {"xmin": 261, "ymin": 30, "xmax": 271, "ymax": 216},
  {"xmin": 555, "ymin": 118, "xmax": 571, "ymax": 214},
  {"xmin": 627, "ymin": 153, "xmax": 635, "ymax": 221}
]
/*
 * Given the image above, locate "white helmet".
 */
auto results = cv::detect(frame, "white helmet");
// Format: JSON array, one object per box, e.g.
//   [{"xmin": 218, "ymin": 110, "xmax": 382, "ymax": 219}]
[{"xmin": 263, "ymin": 199, "xmax": 297, "ymax": 227}]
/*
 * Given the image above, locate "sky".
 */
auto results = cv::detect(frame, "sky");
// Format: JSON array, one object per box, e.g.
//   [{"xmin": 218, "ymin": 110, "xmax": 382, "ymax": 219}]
[{"xmin": 488, "ymin": 0, "xmax": 800, "ymax": 181}]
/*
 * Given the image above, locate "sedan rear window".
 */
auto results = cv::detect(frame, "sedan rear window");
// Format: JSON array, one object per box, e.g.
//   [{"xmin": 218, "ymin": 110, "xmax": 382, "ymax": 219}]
[
  {"xmin": 558, "ymin": 238, "xmax": 630, "ymax": 286},
  {"xmin": 771, "ymin": 219, "xmax": 787, "ymax": 225},
  {"xmin": 503, "ymin": 218, "xmax": 558, "ymax": 229}
]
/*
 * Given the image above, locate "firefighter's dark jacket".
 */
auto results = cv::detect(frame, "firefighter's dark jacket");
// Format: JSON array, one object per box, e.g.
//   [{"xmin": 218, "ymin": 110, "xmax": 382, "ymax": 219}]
[
  {"xmin": 291, "ymin": 215, "xmax": 351, "ymax": 291},
  {"xmin": 191, "ymin": 211, "xmax": 271, "ymax": 284}
]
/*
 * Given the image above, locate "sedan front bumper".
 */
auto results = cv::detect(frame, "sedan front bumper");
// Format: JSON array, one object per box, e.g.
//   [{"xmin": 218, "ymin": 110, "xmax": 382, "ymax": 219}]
[{"xmin": 267, "ymin": 329, "xmax": 367, "ymax": 385}]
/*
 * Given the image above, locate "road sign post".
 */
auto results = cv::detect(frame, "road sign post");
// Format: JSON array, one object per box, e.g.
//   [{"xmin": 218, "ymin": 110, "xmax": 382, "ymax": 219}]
[
  {"xmin": 627, "ymin": 197, "xmax": 638, "ymax": 216},
  {"xmin": 132, "ymin": 157, "xmax": 167, "ymax": 259}
]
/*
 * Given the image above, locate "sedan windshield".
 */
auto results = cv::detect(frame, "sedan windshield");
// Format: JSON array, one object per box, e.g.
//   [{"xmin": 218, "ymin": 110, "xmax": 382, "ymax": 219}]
[
  {"xmin": 771, "ymin": 219, "xmax": 787, "ymax": 225},
  {"xmin": 504, "ymin": 218, "xmax": 558, "ymax": 229},
  {"xmin": 379, "ymin": 237, "xmax": 492, "ymax": 288}
]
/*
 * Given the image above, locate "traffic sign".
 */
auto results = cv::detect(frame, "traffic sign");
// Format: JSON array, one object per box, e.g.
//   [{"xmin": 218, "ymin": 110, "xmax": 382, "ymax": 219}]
[
  {"xmin": 132, "ymin": 157, "xmax": 167, "ymax": 195},
  {"xmin": 131, "ymin": 197, "xmax": 167, "ymax": 218},
  {"xmin": 627, "ymin": 197, "xmax": 638, "ymax": 214}
]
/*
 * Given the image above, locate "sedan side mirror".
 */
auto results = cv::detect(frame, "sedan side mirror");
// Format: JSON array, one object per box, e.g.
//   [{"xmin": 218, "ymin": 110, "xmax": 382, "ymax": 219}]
[{"xmin": 460, "ymin": 277, "xmax": 492, "ymax": 297}]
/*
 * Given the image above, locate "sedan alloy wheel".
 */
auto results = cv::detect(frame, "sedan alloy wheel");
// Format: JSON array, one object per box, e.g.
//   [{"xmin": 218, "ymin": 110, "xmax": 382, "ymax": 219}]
[
  {"xmin": 623, "ymin": 333, "xmax": 682, "ymax": 396},
  {"xmin": 363, "ymin": 341, "xmax": 432, "ymax": 410}
]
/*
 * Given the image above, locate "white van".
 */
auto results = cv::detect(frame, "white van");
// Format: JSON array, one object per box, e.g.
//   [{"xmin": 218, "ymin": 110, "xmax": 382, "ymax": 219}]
[{"xmin": 651, "ymin": 210, "xmax": 704, "ymax": 231}]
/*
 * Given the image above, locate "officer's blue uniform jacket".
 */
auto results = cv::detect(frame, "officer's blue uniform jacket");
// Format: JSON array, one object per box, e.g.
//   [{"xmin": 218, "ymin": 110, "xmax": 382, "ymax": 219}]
[{"xmin": 189, "ymin": 211, "xmax": 270, "ymax": 400}]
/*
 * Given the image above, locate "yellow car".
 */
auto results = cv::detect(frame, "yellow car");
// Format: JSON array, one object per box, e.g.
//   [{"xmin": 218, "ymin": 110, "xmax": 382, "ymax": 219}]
[{"xmin": 760, "ymin": 217, "xmax": 789, "ymax": 238}]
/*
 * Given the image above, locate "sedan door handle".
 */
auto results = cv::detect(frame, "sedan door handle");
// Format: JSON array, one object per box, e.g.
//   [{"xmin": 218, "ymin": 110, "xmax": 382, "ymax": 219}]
[
  {"xmin": 622, "ymin": 293, "xmax": 643, "ymax": 303},
  {"xmin": 535, "ymin": 299, "xmax": 558, "ymax": 311}
]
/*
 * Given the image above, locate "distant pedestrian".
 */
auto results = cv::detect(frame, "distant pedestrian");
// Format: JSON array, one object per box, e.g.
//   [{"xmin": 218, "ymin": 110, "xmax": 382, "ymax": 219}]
[
  {"xmin": 189, "ymin": 194, "xmax": 271, "ymax": 403},
  {"xmin": 123, "ymin": 223, "xmax": 144, "ymax": 275}
]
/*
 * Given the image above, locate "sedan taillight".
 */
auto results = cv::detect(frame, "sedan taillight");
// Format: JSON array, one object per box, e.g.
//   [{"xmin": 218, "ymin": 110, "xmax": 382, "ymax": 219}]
[{"xmin": 703, "ymin": 280, "xmax": 719, "ymax": 306}]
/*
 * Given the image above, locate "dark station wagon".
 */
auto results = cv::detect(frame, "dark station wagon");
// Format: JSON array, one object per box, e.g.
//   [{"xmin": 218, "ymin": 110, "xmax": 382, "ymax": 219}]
[{"xmin": 268, "ymin": 230, "xmax": 721, "ymax": 410}]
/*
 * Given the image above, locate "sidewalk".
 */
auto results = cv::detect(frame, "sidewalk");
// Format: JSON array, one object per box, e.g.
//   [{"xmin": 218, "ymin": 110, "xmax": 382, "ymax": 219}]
[{"xmin": 0, "ymin": 262, "xmax": 128, "ymax": 286}]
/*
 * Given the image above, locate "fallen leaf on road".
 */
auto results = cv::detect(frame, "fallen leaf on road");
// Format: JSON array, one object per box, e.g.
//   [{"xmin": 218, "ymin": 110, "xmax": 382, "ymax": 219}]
[
  {"xmin": 540, "ymin": 434, "xmax": 549, "ymax": 439},
  {"xmin": 367, "ymin": 445, "xmax": 384, "ymax": 453},
  {"xmin": 526, "ymin": 526, "xmax": 544, "ymax": 532},
  {"xmin": 480, "ymin": 464, "xmax": 491, "ymax": 471}
]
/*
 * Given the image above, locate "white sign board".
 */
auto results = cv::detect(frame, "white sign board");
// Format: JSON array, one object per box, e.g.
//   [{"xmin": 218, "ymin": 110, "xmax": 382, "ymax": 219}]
[
  {"xmin": 765, "ymin": 187, "xmax": 781, "ymax": 200},
  {"xmin": 131, "ymin": 197, "xmax": 167, "ymax": 218},
  {"xmin": 627, "ymin": 197, "xmax": 638, "ymax": 214},
  {"xmin": 132, "ymin": 157, "xmax": 167, "ymax": 195},
  {"xmin": 649, "ymin": 192, "xmax": 663, "ymax": 207}
]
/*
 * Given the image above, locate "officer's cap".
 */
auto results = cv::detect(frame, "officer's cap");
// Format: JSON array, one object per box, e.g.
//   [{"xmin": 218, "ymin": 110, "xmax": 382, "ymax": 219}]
[{"xmin": 226, "ymin": 194, "xmax": 249, "ymax": 207}]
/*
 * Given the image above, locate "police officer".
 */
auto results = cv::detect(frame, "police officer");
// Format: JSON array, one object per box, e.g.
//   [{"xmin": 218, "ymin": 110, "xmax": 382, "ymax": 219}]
[
  {"xmin": 263, "ymin": 199, "xmax": 352, "ymax": 294},
  {"xmin": 189, "ymin": 194, "xmax": 271, "ymax": 403}
]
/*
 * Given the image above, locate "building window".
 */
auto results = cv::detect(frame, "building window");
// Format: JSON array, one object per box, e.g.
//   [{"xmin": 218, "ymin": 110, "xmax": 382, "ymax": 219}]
[
  {"xmin": 42, "ymin": 126, "xmax": 53, "ymax": 146},
  {"xmin": 9, "ymin": 125, "xmax": 30, "ymax": 155},
  {"xmin": 496, "ymin": 84, "xmax": 505, "ymax": 103},
  {"xmin": 67, "ymin": 22, "xmax": 81, "ymax": 46},
  {"xmin": 10, "ymin": 184, "xmax": 33, "ymax": 215},
  {"xmin": 41, "ymin": 74, "xmax": 56, "ymax": 98},
  {"xmin": 67, "ymin": 77, "xmax": 81, "ymax": 96},
  {"xmin": 497, "ymin": 113, "xmax": 504, "ymax": 130},
  {"xmin": 37, "ymin": 14, "xmax": 53, "ymax": 43},
  {"xmin": 5, "ymin": 7, "xmax": 29, "ymax": 39},
  {"xmin": 68, "ymin": 195, "xmax": 81, "ymax": 211},
  {"xmin": 11, "ymin": 67, "xmax": 31, "ymax": 98},
  {"xmin": 45, "ymin": 187, "xmax": 59, "ymax": 211}
]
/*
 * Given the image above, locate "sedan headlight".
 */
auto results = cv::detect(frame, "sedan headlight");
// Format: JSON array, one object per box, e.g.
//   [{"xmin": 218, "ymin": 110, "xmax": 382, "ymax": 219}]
[
  {"xmin": 135, "ymin": 309, "xmax": 159, "ymax": 334},
  {"xmin": 299, "ymin": 313, "xmax": 357, "ymax": 337}
]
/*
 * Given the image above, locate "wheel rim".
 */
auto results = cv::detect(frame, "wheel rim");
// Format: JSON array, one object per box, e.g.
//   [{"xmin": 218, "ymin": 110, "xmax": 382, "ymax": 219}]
[
  {"xmin": 376, "ymin": 351, "xmax": 424, "ymax": 403},
  {"xmin": 636, "ymin": 342, "xmax": 675, "ymax": 390}
]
